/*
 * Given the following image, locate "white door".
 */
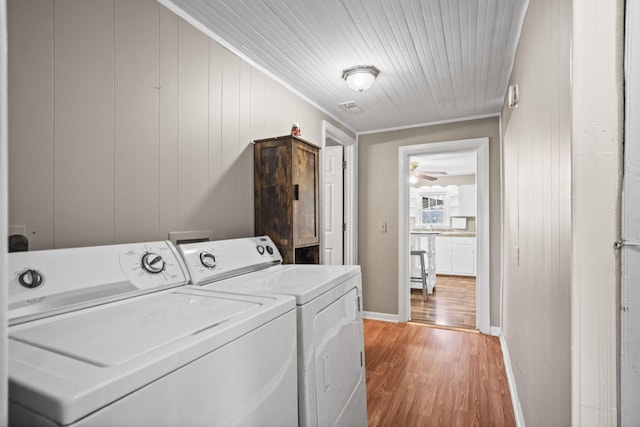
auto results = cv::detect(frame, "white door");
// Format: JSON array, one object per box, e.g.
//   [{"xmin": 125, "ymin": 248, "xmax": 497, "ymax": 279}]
[
  {"xmin": 323, "ymin": 146, "xmax": 343, "ymax": 265},
  {"xmin": 622, "ymin": 2, "xmax": 640, "ymax": 424}
]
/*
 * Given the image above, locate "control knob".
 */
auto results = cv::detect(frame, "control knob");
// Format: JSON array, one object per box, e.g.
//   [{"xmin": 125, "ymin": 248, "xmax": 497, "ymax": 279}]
[
  {"xmin": 256, "ymin": 245, "xmax": 265, "ymax": 255},
  {"xmin": 199, "ymin": 251, "xmax": 217, "ymax": 269},
  {"xmin": 141, "ymin": 252, "xmax": 165, "ymax": 274},
  {"xmin": 18, "ymin": 269, "xmax": 44, "ymax": 289}
]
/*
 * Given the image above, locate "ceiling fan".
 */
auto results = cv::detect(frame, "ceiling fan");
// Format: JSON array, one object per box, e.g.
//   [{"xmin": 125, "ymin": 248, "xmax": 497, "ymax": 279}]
[{"xmin": 410, "ymin": 162, "xmax": 448, "ymax": 181}]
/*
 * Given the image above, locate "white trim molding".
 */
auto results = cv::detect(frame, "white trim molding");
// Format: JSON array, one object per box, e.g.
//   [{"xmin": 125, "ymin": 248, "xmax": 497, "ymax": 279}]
[
  {"xmin": 490, "ymin": 326, "xmax": 502, "ymax": 337},
  {"xmin": 499, "ymin": 332, "xmax": 526, "ymax": 427},
  {"xmin": 363, "ymin": 311, "xmax": 400, "ymax": 323}
]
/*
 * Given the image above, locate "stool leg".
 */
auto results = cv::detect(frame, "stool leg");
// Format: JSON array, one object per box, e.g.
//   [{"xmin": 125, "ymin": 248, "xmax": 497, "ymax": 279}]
[{"xmin": 420, "ymin": 254, "xmax": 427, "ymax": 302}]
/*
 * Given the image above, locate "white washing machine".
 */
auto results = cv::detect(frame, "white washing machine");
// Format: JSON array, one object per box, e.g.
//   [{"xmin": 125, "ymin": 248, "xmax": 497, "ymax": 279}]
[
  {"xmin": 7, "ymin": 241, "xmax": 298, "ymax": 426},
  {"xmin": 178, "ymin": 236, "xmax": 368, "ymax": 427}
]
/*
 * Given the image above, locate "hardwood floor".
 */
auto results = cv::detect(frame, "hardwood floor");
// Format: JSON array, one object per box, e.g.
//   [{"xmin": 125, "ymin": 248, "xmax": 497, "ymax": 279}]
[
  {"xmin": 411, "ymin": 275, "xmax": 476, "ymax": 330},
  {"xmin": 364, "ymin": 319, "xmax": 516, "ymax": 427}
]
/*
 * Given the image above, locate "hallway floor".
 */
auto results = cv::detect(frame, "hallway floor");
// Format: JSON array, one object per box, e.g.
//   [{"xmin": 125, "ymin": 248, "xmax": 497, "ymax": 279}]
[
  {"xmin": 411, "ymin": 275, "xmax": 476, "ymax": 330},
  {"xmin": 364, "ymin": 319, "xmax": 516, "ymax": 426}
]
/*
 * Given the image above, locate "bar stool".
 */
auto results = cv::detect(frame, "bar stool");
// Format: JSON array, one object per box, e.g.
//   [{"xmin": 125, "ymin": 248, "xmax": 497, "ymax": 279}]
[{"xmin": 410, "ymin": 250, "xmax": 428, "ymax": 301}]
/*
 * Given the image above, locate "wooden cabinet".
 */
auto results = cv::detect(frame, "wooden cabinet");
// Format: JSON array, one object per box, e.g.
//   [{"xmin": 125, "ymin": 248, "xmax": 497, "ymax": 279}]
[
  {"xmin": 435, "ymin": 236, "xmax": 476, "ymax": 276},
  {"xmin": 254, "ymin": 135, "xmax": 320, "ymax": 264}
]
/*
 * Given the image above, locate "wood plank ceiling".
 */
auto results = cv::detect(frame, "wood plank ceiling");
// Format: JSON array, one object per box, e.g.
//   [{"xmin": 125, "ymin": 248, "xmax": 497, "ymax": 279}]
[{"xmin": 164, "ymin": 0, "xmax": 528, "ymax": 133}]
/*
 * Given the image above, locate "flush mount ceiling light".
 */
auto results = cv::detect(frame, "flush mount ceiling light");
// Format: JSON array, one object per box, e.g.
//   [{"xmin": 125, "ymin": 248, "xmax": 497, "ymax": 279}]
[{"xmin": 341, "ymin": 65, "xmax": 380, "ymax": 92}]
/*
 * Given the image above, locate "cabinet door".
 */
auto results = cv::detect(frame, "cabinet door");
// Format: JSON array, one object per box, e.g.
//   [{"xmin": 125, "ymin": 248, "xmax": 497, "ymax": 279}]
[
  {"xmin": 293, "ymin": 141, "xmax": 319, "ymax": 246},
  {"xmin": 254, "ymin": 142, "xmax": 293, "ymax": 247},
  {"xmin": 435, "ymin": 237, "xmax": 452, "ymax": 274},
  {"xmin": 452, "ymin": 241, "xmax": 475, "ymax": 275},
  {"xmin": 458, "ymin": 185, "xmax": 477, "ymax": 216}
]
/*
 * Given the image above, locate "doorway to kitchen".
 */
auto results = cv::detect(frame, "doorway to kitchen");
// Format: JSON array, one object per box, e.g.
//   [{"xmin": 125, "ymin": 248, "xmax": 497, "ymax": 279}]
[
  {"xmin": 398, "ymin": 138, "xmax": 490, "ymax": 334},
  {"xmin": 408, "ymin": 151, "xmax": 478, "ymax": 330}
]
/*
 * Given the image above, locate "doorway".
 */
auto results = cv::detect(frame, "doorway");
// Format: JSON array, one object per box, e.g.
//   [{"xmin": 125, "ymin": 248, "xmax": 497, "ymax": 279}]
[
  {"xmin": 408, "ymin": 151, "xmax": 478, "ymax": 330},
  {"xmin": 321, "ymin": 121, "xmax": 357, "ymax": 265},
  {"xmin": 398, "ymin": 138, "xmax": 490, "ymax": 334}
]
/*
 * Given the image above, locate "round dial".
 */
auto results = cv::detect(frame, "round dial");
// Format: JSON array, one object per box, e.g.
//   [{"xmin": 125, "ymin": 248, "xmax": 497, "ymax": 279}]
[
  {"xmin": 18, "ymin": 269, "xmax": 44, "ymax": 289},
  {"xmin": 141, "ymin": 252, "xmax": 165, "ymax": 274},
  {"xmin": 256, "ymin": 245, "xmax": 265, "ymax": 255},
  {"xmin": 199, "ymin": 251, "xmax": 217, "ymax": 269},
  {"xmin": 266, "ymin": 245, "xmax": 274, "ymax": 255}
]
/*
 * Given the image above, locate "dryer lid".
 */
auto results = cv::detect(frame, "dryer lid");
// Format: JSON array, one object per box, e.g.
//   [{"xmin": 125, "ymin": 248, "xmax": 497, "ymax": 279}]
[{"xmin": 207, "ymin": 264, "xmax": 361, "ymax": 305}]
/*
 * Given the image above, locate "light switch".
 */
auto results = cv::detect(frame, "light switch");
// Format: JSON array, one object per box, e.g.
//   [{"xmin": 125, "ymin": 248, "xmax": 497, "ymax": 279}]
[{"xmin": 380, "ymin": 222, "xmax": 387, "ymax": 233}]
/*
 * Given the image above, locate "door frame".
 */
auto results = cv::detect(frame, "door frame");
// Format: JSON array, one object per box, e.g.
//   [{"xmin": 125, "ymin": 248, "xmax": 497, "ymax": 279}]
[
  {"xmin": 398, "ymin": 137, "xmax": 490, "ymax": 334},
  {"xmin": 321, "ymin": 121, "xmax": 358, "ymax": 265},
  {"xmin": 621, "ymin": 0, "xmax": 640, "ymax": 422},
  {"xmin": 1, "ymin": 0, "xmax": 8, "ymax": 421}
]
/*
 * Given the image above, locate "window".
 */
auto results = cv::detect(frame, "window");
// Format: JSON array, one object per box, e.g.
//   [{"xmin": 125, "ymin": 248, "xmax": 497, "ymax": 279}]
[{"xmin": 420, "ymin": 193, "xmax": 447, "ymax": 225}]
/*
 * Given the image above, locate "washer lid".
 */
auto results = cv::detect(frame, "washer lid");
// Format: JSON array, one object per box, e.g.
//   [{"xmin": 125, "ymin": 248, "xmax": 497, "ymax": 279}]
[
  {"xmin": 8, "ymin": 289, "xmax": 294, "ymax": 425},
  {"xmin": 10, "ymin": 291, "xmax": 257, "ymax": 367},
  {"xmin": 205, "ymin": 264, "xmax": 361, "ymax": 305}
]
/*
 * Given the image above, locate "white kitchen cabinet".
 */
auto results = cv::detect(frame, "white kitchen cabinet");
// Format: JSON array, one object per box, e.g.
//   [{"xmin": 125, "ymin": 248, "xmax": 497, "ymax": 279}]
[
  {"xmin": 458, "ymin": 185, "xmax": 477, "ymax": 216},
  {"xmin": 452, "ymin": 238, "xmax": 475, "ymax": 275},
  {"xmin": 435, "ymin": 237, "xmax": 453, "ymax": 273},
  {"xmin": 435, "ymin": 236, "xmax": 476, "ymax": 276}
]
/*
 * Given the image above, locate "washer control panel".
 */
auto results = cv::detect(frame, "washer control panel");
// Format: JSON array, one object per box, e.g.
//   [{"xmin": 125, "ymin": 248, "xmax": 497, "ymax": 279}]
[
  {"xmin": 8, "ymin": 241, "xmax": 189, "ymax": 325},
  {"xmin": 178, "ymin": 235, "xmax": 282, "ymax": 285}
]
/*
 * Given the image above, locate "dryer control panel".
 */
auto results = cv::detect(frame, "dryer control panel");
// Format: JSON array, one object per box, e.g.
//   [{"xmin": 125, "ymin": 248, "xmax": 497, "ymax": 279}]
[
  {"xmin": 8, "ymin": 241, "xmax": 189, "ymax": 325},
  {"xmin": 178, "ymin": 235, "xmax": 282, "ymax": 285}
]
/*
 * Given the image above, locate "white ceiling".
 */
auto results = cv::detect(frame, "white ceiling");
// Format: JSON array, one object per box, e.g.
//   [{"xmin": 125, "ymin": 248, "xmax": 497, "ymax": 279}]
[{"xmin": 164, "ymin": 0, "xmax": 528, "ymax": 133}]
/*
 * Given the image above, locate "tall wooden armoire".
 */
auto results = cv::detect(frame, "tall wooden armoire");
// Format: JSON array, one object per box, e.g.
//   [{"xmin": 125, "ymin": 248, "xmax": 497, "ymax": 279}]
[{"xmin": 254, "ymin": 135, "xmax": 320, "ymax": 264}]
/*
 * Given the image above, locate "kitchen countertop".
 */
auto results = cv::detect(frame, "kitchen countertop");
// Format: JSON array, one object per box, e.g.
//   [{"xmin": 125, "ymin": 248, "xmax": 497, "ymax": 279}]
[
  {"xmin": 411, "ymin": 230, "xmax": 476, "ymax": 237},
  {"xmin": 440, "ymin": 231, "xmax": 476, "ymax": 237}
]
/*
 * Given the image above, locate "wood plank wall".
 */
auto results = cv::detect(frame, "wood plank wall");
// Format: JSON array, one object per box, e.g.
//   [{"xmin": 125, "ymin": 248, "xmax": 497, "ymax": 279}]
[
  {"xmin": 500, "ymin": 1, "xmax": 572, "ymax": 425},
  {"xmin": 7, "ymin": 0, "xmax": 337, "ymax": 250}
]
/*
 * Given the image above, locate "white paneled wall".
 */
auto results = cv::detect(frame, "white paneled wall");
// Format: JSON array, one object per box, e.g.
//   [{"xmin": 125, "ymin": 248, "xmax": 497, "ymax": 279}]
[
  {"xmin": 7, "ymin": 0, "xmax": 55, "ymax": 249},
  {"xmin": 501, "ymin": 0, "xmax": 572, "ymax": 425},
  {"xmin": 54, "ymin": 0, "xmax": 116, "ymax": 248},
  {"xmin": 7, "ymin": 0, "xmax": 338, "ymax": 250},
  {"xmin": 114, "ymin": 0, "xmax": 160, "ymax": 244}
]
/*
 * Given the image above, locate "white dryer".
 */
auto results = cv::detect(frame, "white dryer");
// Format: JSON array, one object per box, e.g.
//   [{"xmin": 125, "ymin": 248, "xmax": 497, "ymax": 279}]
[
  {"xmin": 7, "ymin": 241, "xmax": 298, "ymax": 426},
  {"xmin": 178, "ymin": 236, "xmax": 368, "ymax": 427}
]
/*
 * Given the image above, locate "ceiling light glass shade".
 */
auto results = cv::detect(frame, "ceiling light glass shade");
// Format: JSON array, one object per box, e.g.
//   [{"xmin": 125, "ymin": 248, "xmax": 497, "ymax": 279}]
[{"xmin": 342, "ymin": 65, "xmax": 380, "ymax": 92}]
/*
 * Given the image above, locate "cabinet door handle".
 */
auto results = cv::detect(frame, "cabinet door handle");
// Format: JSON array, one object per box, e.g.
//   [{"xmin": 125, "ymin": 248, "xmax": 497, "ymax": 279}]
[{"xmin": 294, "ymin": 184, "xmax": 299, "ymax": 200}]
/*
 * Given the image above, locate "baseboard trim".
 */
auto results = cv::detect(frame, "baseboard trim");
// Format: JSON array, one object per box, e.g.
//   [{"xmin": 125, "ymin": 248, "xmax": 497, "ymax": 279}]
[
  {"xmin": 363, "ymin": 311, "xmax": 399, "ymax": 322},
  {"xmin": 498, "ymin": 331, "xmax": 526, "ymax": 427},
  {"xmin": 490, "ymin": 326, "xmax": 502, "ymax": 336}
]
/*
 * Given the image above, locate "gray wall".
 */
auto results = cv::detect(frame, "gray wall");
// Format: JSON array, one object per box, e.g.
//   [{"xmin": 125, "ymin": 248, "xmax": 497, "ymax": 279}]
[
  {"xmin": 501, "ymin": 0, "xmax": 572, "ymax": 425},
  {"xmin": 358, "ymin": 117, "xmax": 501, "ymax": 326},
  {"xmin": 7, "ymin": 0, "xmax": 346, "ymax": 250}
]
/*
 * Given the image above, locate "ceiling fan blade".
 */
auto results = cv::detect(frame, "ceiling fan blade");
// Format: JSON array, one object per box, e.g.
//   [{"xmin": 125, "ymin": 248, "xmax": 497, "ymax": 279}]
[
  {"xmin": 416, "ymin": 172, "xmax": 438, "ymax": 181},
  {"xmin": 422, "ymin": 170, "xmax": 448, "ymax": 176}
]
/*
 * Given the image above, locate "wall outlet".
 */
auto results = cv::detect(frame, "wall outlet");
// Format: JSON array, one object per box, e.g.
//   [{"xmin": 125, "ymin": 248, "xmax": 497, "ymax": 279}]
[{"xmin": 380, "ymin": 222, "xmax": 387, "ymax": 233}]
